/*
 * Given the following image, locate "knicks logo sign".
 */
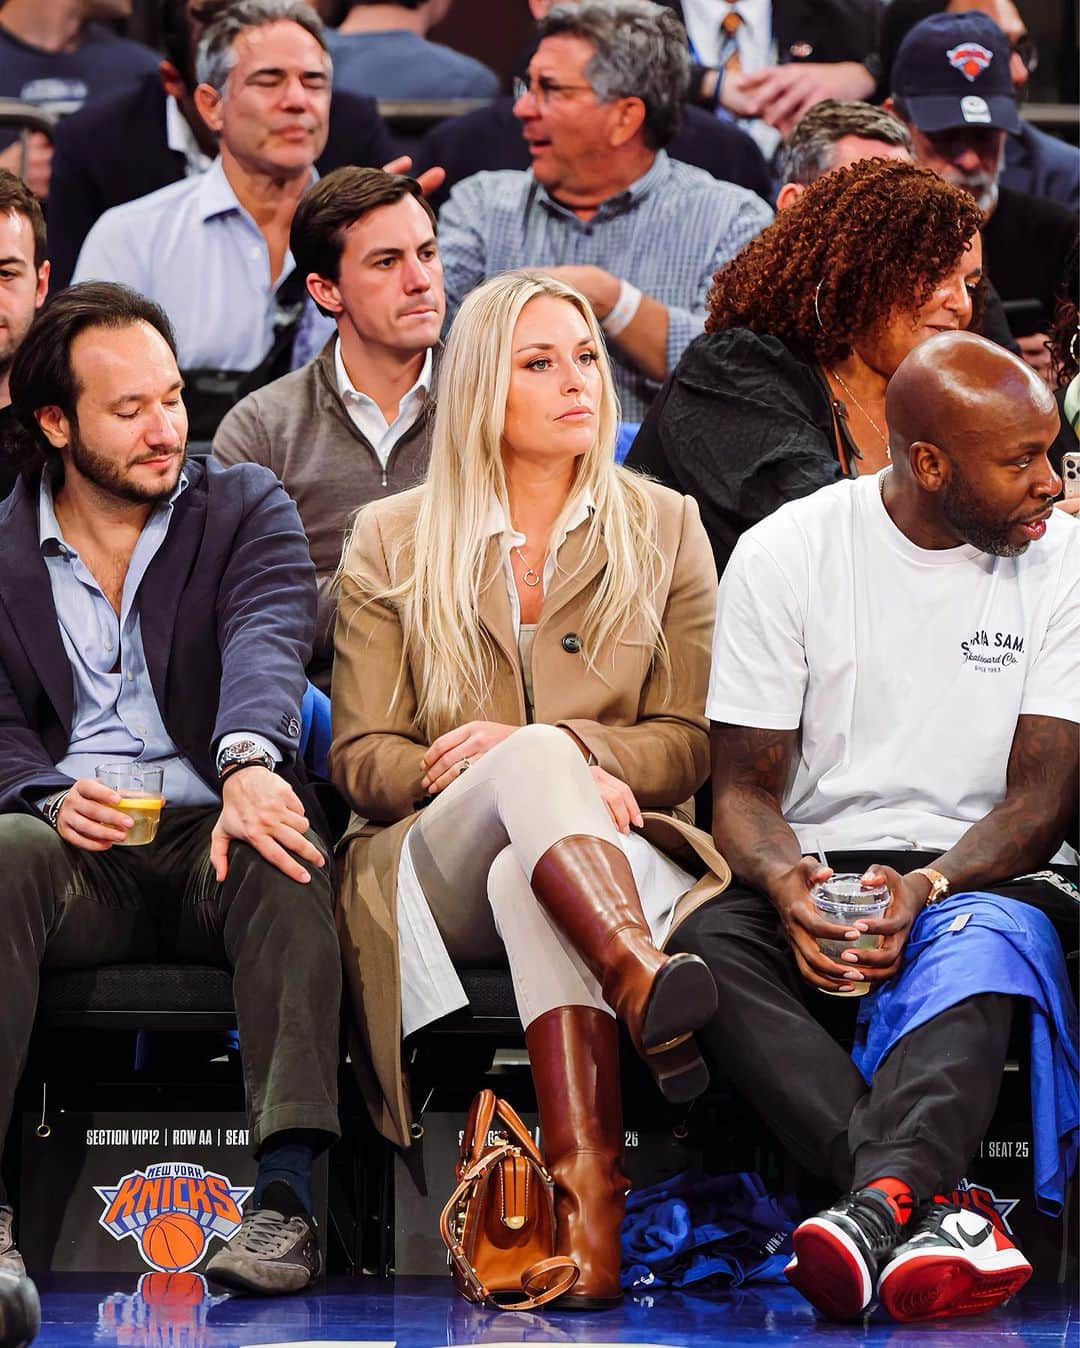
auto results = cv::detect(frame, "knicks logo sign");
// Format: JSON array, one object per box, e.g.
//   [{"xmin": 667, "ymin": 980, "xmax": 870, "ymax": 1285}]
[
  {"xmin": 946, "ymin": 42, "xmax": 993, "ymax": 81},
  {"xmin": 95, "ymin": 1163, "xmax": 252, "ymax": 1272},
  {"xmin": 946, "ymin": 1177, "xmax": 1020, "ymax": 1235}
]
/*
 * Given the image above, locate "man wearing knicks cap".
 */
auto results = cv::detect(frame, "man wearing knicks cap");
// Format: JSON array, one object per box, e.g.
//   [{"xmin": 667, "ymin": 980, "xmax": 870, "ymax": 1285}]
[{"xmin": 887, "ymin": 12, "xmax": 1075, "ymax": 380}]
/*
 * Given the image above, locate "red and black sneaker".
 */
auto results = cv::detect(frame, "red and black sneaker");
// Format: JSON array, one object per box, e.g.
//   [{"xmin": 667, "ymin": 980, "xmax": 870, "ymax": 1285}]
[
  {"xmin": 877, "ymin": 1202, "xmax": 1032, "ymax": 1322},
  {"xmin": 786, "ymin": 1187, "xmax": 903, "ymax": 1320}
]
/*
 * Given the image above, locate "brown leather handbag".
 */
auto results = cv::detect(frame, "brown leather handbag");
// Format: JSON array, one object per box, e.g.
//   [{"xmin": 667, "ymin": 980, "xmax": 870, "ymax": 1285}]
[{"xmin": 439, "ymin": 1090, "xmax": 578, "ymax": 1310}]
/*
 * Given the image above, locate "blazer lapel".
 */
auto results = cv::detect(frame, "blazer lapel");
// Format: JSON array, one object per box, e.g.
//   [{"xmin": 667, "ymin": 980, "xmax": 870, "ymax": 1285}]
[
  {"xmin": 476, "ymin": 537, "xmax": 518, "ymax": 670},
  {"xmin": 139, "ymin": 470, "xmax": 208, "ymax": 709},
  {"xmin": 0, "ymin": 480, "xmax": 75, "ymax": 729},
  {"xmin": 541, "ymin": 517, "xmax": 608, "ymax": 626}
]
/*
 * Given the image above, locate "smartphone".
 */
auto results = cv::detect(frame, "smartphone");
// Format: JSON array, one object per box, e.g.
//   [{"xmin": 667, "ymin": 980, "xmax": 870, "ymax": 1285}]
[{"xmin": 1063, "ymin": 451, "xmax": 1080, "ymax": 501}]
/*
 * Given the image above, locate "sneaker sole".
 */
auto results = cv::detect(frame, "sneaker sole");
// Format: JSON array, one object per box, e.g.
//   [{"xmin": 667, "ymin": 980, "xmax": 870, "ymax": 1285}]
[
  {"xmin": 205, "ymin": 1254, "xmax": 320, "ymax": 1297},
  {"xmin": 787, "ymin": 1217, "xmax": 874, "ymax": 1320},
  {"xmin": 879, "ymin": 1248, "xmax": 1032, "ymax": 1321}
]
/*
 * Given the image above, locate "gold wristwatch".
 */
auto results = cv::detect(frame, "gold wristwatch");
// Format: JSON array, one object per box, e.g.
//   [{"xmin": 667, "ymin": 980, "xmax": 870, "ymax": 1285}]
[{"xmin": 910, "ymin": 866, "xmax": 950, "ymax": 906}]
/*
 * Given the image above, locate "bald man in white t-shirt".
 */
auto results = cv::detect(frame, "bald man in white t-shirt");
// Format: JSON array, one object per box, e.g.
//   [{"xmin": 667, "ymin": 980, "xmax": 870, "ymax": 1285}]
[{"xmin": 673, "ymin": 332, "xmax": 1078, "ymax": 1324}]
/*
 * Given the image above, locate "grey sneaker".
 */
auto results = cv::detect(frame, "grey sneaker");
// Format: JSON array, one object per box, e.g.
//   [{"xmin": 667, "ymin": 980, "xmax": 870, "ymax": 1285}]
[
  {"xmin": 204, "ymin": 1183, "xmax": 320, "ymax": 1296},
  {"xmin": 0, "ymin": 1268, "xmax": 39, "ymax": 1347},
  {"xmin": 0, "ymin": 1210, "xmax": 24, "ymax": 1278}
]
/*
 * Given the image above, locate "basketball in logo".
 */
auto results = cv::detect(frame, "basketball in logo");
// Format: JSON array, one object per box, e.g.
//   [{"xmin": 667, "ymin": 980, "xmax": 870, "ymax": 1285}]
[
  {"xmin": 138, "ymin": 1270, "xmax": 207, "ymax": 1307},
  {"xmin": 138, "ymin": 1212, "xmax": 207, "ymax": 1272},
  {"xmin": 96, "ymin": 1161, "xmax": 251, "ymax": 1273},
  {"xmin": 946, "ymin": 42, "xmax": 993, "ymax": 81}
]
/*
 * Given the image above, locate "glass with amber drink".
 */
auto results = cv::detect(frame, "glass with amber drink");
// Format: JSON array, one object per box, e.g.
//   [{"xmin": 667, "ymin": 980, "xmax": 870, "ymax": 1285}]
[{"xmin": 95, "ymin": 763, "xmax": 165, "ymax": 845}]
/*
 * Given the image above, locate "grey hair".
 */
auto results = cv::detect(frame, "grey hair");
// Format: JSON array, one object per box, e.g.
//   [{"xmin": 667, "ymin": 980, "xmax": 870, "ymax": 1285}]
[
  {"xmin": 537, "ymin": 0, "xmax": 690, "ymax": 150},
  {"xmin": 780, "ymin": 100, "xmax": 913, "ymax": 187},
  {"xmin": 195, "ymin": 0, "xmax": 330, "ymax": 94}
]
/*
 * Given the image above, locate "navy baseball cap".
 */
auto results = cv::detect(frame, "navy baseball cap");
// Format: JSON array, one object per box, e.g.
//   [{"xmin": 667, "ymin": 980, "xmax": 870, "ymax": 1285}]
[{"xmin": 892, "ymin": 12, "xmax": 1020, "ymax": 135}]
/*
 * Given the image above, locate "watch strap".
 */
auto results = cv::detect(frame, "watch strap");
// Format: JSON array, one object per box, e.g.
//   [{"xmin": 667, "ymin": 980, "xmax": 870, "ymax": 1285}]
[
  {"xmin": 41, "ymin": 789, "xmax": 70, "ymax": 829},
  {"xmin": 910, "ymin": 866, "xmax": 950, "ymax": 905},
  {"xmin": 220, "ymin": 759, "xmax": 274, "ymax": 785}
]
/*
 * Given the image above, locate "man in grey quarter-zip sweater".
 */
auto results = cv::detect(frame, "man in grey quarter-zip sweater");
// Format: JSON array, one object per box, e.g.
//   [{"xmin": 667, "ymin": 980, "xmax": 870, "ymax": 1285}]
[{"xmin": 214, "ymin": 166, "xmax": 442, "ymax": 691}]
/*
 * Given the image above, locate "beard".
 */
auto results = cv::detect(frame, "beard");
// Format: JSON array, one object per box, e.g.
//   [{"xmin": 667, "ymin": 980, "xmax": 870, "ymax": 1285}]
[
  {"xmin": 68, "ymin": 423, "xmax": 185, "ymax": 505},
  {"xmin": 0, "ymin": 325, "xmax": 28, "ymax": 383},
  {"xmin": 946, "ymin": 169, "xmax": 998, "ymax": 215},
  {"xmin": 940, "ymin": 469, "xmax": 1028, "ymax": 557},
  {"xmin": 942, "ymin": 142, "xmax": 1005, "ymax": 216}
]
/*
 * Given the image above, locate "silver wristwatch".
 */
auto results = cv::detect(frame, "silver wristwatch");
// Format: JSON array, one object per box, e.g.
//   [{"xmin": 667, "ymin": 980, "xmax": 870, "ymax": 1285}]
[
  {"xmin": 41, "ymin": 789, "xmax": 70, "ymax": 829},
  {"xmin": 216, "ymin": 739, "xmax": 275, "ymax": 781}
]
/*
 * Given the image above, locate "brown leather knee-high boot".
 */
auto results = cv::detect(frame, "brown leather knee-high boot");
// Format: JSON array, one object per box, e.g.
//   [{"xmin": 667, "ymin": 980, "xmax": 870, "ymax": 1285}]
[
  {"xmin": 531, "ymin": 834, "xmax": 717, "ymax": 1103},
  {"xmin": 526, "ymin": 1005, "xmax": 627, "ymax": 1311}
]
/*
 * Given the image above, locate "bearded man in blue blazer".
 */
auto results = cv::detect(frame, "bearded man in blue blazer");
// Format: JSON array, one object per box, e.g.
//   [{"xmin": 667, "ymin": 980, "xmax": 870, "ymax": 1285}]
[{"xmin": 0, "ymin": 282, "xmax": 340, "ymax": 1298}]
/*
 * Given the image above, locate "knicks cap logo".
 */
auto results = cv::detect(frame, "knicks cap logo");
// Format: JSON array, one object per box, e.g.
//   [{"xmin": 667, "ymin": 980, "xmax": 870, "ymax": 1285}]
[
  {"xmin": 947, "ymin": 42, "xmax": 994, "ymax": 81},
  {"xmin": 95, "ymin": 1162, "xmax": 251, "ymax": 1272}
]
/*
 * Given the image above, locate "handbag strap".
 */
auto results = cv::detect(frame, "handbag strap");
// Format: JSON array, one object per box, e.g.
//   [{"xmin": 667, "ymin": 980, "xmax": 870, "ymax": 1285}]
[
  {"xmin": 492, "ymin": 1096, "xmax": 545, "ymax": 1168},
  {"xmin": 439, "ymin": 1143, "xmax": 579, "ymax": 1311}
]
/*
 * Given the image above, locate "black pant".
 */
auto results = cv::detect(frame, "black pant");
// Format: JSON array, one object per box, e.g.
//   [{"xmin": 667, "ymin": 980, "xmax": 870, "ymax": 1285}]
[
  {"xmin": 0, "ymin": 807, "xmax": 342, "ymax": 1165},
  {"xmin": 670, "ymin": 851, "xmax": 1078, "ymax": 1202}
]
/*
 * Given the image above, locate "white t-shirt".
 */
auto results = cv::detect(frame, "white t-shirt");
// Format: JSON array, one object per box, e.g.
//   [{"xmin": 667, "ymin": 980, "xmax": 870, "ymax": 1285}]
[{"xmin": 706, "ymin": 473, "xmax": 1080, "ymax": 860}]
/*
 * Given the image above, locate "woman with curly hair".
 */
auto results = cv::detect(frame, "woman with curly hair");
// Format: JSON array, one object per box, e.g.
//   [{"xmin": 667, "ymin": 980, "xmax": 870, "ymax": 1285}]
[{"xmin": 626, "ymin": 158, "xmax": 984, "ymax": 572}]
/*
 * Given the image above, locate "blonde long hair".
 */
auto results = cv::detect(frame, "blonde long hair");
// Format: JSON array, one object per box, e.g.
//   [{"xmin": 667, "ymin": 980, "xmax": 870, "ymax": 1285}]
[{"xmin": 366, "ymin": 271, "xmax": 669, "ymax": 739}]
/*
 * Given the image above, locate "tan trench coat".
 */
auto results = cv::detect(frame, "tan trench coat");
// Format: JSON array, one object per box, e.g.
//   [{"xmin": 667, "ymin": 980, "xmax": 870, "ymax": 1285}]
[{"xmin": 328, "ymin": 479, "xmax": 730, "ymax": 1147}]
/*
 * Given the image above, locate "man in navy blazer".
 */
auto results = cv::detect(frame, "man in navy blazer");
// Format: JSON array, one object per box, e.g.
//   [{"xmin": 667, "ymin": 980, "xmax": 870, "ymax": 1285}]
[{"xmin": 0, "ymin": 283, "xmax": 340, "ymax": 1298}]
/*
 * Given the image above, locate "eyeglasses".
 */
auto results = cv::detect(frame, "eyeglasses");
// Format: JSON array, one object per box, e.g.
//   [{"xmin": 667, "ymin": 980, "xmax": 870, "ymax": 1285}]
[
  {"xmin": 512, "ymin": 75, "xmax": 596, "ymax": 107},
  {"xmin": 1012, "ymin": 33, "xmax": 1038, "ymax": 76}
]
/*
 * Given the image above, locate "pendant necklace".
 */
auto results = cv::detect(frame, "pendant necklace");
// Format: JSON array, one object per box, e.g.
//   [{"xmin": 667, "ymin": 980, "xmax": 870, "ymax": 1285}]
[
  {"xmin": 828, "ymin": 366, "xmax": 890, "ymax": 459},
  {"xmin": 513, "ymin": 545, "xmax": 542, "ymax": 588}
]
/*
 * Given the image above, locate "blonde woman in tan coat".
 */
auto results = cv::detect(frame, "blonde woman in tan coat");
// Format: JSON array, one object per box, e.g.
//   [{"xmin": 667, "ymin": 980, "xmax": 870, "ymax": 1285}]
[{"xmin": 330, "ymin": 271, "xmax": 727, "ymax": 1310}]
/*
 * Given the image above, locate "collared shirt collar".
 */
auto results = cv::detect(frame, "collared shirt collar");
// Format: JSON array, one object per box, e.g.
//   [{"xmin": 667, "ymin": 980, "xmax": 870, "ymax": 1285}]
[
  {"xmin": 196, "ymin": 156, "xmax": 244, "ymax": 223},
  {"xmin": 334, "ymin": 340, "xmax": 433, "ymax": 410},
  {"xmin": 39, "ymin": 470, "xmax": 190, "ymax": 553},
  {"xmin": 165, "ymin": 94, "xmax": 214, "ymax": 178},
  {"xmin": 536, "ymin": 150, "xmax": 672, "ymax": 225},
  {"xmin": 481, "ymin": 487, "xmax": 596, "ymax": 547},
  {"xmin": 196, "ymin": 156, "xmax": 319, "ymax": 224}
]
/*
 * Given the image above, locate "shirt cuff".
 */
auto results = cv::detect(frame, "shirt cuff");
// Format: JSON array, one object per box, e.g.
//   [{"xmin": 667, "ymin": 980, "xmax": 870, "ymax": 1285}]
[{"xmin": 216, "ymin": 732, "xmax": 282, "ymax": 773}]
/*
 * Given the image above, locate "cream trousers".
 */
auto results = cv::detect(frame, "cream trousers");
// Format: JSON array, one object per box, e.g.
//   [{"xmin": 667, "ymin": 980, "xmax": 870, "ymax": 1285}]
[{"xmin": 401, "ymin": 724, "xmax": 693, "ymax": 1030}]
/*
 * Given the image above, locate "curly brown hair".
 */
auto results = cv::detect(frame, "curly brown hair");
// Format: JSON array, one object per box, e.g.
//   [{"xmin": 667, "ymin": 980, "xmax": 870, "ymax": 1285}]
[{"xmin": 705, "ymin": 159, "xmax": 984, "ymax": 362}]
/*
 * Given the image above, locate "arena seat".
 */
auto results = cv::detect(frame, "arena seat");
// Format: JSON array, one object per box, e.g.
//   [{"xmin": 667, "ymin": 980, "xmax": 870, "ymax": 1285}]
[
  {"xmin": 36, "ymin": 964, "xmax": 236, "ymax": 1031},
  {"xmin": 36, "ymin": 964, "xmax": 521, "ymax": 1037}
]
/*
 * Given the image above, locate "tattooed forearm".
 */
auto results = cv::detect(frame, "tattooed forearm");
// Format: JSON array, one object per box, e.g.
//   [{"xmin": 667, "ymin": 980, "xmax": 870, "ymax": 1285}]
[
  {"xmin": 711, "ymin": 723, "xmax": 804, "ymax": 890},
  {"xmin": 933, "ymin": 715, "xmax": 1079, "ymax": 889}
]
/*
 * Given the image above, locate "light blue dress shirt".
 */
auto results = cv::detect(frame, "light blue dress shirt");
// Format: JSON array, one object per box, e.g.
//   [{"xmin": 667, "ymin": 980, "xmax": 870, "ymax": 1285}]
[
  {"xmin": 437, "ymin": 152, "xmax": 773, "ymax": 422},
  {"xmin": 39, "ymin": 473, "xmax": 277, "ymax": 806},
  {"xmin": 72, "ymin": 157, "xmax": 334, "ymax": 373}
]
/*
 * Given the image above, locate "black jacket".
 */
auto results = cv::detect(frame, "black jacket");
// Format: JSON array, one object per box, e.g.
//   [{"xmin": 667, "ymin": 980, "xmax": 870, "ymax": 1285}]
[
  {"xmin": 413, "ymin": 97, "xmax": 774, "ymax": 213},
  {"xmin": 660, "ymin": 0, "xmax": 883, "ymax": 103},
  {"xmin": 625, "ymin": 328, "xmax": 848, "ymax": 575},
  {"xmin": 0, "ymin": 458, "xmax": 319, "ymax": 818},
  {"xmin": 980, "ymin": 185, "xmax": 1077, "ymax": 324},
  {"xmin": 47, "ymin": 73, "xmax": 397, "ymax": 289}
]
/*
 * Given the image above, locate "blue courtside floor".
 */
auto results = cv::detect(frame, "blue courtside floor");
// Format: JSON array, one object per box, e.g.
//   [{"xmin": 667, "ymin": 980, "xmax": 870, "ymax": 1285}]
[{"xmin": 30, "ymin": 1273, "xmax": 1078, "ymax": 1346}]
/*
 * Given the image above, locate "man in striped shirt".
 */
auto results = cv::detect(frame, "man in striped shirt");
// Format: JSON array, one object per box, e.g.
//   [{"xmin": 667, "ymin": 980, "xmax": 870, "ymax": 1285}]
[{"xmin": 437, "ymin": 0, "xmax": 773, "ymax": 422}]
